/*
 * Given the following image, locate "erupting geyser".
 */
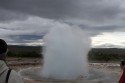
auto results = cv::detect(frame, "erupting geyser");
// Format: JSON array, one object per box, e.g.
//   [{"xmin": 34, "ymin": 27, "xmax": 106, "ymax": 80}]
[{"xmin": 41, "ymin": 26, "xmax": 91, "ymax": 80}]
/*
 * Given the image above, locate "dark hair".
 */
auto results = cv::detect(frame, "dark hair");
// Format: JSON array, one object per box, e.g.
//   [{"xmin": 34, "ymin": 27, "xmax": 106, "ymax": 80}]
[
  {"xmin": 120, "ymin": 60, "xmax": 125, "ymax": 66},
  {"xmin": 0, "ymin": 39, "xmax": 7, "ymax": 54}
]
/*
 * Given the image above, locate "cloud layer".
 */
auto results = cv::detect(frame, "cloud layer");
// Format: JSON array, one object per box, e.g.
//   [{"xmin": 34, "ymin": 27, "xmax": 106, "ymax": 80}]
[
  {"xmin": 92, "ymin": 32, "xmax": 125, "ymax": 48},
  {"xmin": 0, "ymin": 0, "xmax": 125, "ymax": 31},
  {"xmin": 0, "ymin": 0, "xmax": 123, "ymax": 21},
  {"xmin": 0, "ymin": 0, "xmax": 125, "ymax": 47},
  {"xmin": 0, "ymin": 16, "xmax": 78, "ymax": 45}
]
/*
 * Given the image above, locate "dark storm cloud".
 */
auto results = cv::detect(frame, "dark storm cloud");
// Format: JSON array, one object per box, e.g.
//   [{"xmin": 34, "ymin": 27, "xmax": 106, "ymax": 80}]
[
  {"xmin": 0, "ymin": 0, "xmax": 125, "ymax": 46},
  {"xmin": 0, "ymin": 26, "xmax": 23, "ymax": 31},
  {"xmin": 79, "ymin": 24, "xmax": 125, "ymax": 32},
  {"xmin": 0, "ymin": 17, "xmax": 71, "ymax": 44},
  {"xmin": 0, "ymin": 0, "xmax": 71, "ymax": 19},
  {"xmin": 0, "ymin": 0, "xmax": 121, "ymax": 21},
  {"xmin": 0, "ymin": 8, "xmax": 29, "ymax": 22},
  {"xmin": 0, "ymin": 0, "xmax": 124, "ymax": 32},
  {"xmin": 8, "ymin": 34, "xmax": 44, "ymax": 43}
]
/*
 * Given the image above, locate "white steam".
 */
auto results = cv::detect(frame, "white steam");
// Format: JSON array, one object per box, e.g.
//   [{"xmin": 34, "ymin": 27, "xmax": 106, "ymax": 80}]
[{"xmin": 41, "ymin": 26, "xmax": 91, "ymax": 80}]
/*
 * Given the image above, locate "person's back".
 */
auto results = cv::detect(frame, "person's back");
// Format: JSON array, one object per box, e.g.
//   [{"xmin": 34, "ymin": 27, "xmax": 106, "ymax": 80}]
[
  {"xmin": 0, "ymin": 60, "xmax": 24, "ymax": 83},
  {"xmin": 0, "ymin": 39, "xmax": 24, "ymax": 83},
  {"xmin": 119, "ymin": 60, "xmax": 125, "ymax": 83}
]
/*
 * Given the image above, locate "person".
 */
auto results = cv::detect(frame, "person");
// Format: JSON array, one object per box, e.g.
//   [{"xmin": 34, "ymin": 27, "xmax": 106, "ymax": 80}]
[
  {"xmin": 0, "ymin": 39, "xmax": 24, "ymax": 83},
  {"xmin": 119, "ymin": 60, "xmax": 125, "ymax": 83}
]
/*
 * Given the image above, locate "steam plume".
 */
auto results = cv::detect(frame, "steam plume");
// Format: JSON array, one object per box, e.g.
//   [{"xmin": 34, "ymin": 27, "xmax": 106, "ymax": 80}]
[{"xmin": 41, "ymin": 26, "xmax": 91, "ymax": 80}]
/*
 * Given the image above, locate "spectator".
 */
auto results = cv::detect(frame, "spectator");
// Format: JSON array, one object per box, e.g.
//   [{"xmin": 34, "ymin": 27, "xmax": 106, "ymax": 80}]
[
  {"xmin": 119, "ymin": 60, "xmax": 125, "ymax": 83},
  {"xmin": 0, "ymin": 39, "xmax": 24, "ymax": 83}
]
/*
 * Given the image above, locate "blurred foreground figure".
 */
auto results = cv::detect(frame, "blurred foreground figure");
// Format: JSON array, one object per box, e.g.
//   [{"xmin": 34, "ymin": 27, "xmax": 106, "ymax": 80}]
[
  {"xmin": 0, "ymin": 39, "xmax": 24, "ymax": 83},
  {"xmin": 119, "ymin": 60, "xmax": 125, "ymax": 83}
]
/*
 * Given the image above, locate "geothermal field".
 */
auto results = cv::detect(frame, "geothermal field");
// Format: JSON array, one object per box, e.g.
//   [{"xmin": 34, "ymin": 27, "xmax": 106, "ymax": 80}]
[
  {"xmin": 8, "ymin": 58, "xmax": 121, "ymax": 83},
  {"xmin": 7, "ymin": 27, "xmax": 122, "ymax": 83}
]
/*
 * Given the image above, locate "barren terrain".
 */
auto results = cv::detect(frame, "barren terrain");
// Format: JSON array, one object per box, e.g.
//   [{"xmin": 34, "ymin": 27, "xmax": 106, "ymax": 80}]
[{"xmin": 7, "ymin": 58, "xmax": 122, "ymax": 83}]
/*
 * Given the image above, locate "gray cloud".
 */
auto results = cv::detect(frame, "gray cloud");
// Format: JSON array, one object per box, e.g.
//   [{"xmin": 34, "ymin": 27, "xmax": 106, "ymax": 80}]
[
  {"xmin": 0, "ymin": 17, "xmax": 75, "ymax": 44},
  {"xmin": 0, "ymin": 8, "xmax": 29, "ymax": 22},
  {"xmin": 8, "ymin": 34, "xmax": 44, "ymax": 43},
  {"xmin": 0, "ymin": 0, "xmax": 71, "ymax": 19},
  {"xmin": 0, "ymin": 0, "xmax": 125, "ymax": 46},
  {"xmin": 0, "ymin": 0, "xmax": 122, "ymax": 22}
]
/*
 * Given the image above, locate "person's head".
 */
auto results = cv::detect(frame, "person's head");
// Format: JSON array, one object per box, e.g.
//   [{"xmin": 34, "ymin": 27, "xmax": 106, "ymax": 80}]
[
  {"xmin": 120, "ymin": 60, "xmax": 125, "ymax": 70},
  {"xmin": 0, "ymin": 39, "xmax": 8, "ymax": 61}
]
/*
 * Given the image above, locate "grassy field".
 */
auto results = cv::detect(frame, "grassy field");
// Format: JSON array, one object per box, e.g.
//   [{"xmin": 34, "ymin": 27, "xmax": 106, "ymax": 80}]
[
  {"xmin": 7, "ymin": 45, "xmax": 42, "ymax": 58},
  {"xmin": 7, "ymin": 45, "xmax": 125, "ymax": 61}
]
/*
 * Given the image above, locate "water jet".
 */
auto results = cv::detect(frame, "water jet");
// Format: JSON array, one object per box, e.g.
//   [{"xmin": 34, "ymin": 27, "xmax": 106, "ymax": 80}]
[{"xmin": 41, "ymin": 27, "xmax": 90, "ymax": 80}]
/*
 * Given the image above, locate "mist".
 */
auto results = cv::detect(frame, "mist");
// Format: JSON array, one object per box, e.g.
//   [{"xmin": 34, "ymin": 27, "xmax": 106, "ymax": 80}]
[{"xmin": 41, "ymin": 26, "xmax": 91, "ymax": 80}]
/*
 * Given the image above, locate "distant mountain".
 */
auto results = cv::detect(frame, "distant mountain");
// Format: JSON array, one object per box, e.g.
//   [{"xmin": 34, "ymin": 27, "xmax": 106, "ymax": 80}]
[{"xmin": 93, "ymin": 43, "xmax": 125, "ymax": 48}]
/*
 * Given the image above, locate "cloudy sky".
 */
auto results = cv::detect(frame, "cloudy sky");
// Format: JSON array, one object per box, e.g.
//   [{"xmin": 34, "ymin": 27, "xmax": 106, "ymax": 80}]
[{"xmin": 0, "ymin": 0, "xmax": 125, "ymax": 48}]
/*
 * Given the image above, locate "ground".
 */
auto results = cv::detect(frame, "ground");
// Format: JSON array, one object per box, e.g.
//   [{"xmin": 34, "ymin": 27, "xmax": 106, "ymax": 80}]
[
  {"xmin": 7, "ymin": 57, "xmax": 42, "ymax": 83},
  {"xmin": 6, "ymin": 57, "xmax": 122, "ymax": 83}
]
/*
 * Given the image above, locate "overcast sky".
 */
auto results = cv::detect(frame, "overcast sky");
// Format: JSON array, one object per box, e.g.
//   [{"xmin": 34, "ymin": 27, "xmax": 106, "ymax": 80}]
[{"xmin": 0, "ymin": 0, "xmax": 125, "ymax": 48}]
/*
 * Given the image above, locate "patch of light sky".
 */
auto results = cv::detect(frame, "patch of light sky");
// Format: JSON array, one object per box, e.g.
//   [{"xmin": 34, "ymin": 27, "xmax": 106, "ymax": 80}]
[{"xmin": 92, "ymin": 32, "xmax": 125, "ymax": 48}]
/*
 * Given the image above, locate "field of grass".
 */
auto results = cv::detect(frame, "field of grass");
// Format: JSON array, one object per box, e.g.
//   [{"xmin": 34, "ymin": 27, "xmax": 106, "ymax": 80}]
[
  {"xmin": 7, "ymin": 45, "xmax": 125, "ymax": 61},
  {"xmin": 7, "ymin": 45, "xmax": 42, "ymax": 58}
]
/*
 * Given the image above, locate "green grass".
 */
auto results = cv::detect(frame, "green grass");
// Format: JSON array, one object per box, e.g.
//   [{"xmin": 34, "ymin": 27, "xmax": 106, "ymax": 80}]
[{"xmin": 7, "ymin": 45, "xmax": 125, "ymax": 61}]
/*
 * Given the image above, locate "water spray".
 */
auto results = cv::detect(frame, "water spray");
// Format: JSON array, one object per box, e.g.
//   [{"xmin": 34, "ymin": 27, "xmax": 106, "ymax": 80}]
[{"xmin": 41, "ymin": 26, "xmax": 91, "ymax": 80}]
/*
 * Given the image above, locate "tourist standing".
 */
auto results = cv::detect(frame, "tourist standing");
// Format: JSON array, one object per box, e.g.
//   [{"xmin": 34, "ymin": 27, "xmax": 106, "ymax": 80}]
[
  {"xmin": 119, "ymin": 60, "xmax": 125, "ymax": 83},
  {"xmin": 0, "ymin": 39, "xmax": 24, "ymax": 83}
]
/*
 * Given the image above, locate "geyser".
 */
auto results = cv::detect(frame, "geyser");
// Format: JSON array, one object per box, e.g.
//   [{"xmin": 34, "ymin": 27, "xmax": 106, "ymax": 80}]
[{"xmin": 41, "ymin": 26, "xmax": 91, "ymax": 80}]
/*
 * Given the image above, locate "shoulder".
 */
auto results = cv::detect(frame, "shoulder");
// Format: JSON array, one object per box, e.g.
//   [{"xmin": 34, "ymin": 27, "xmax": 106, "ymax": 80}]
[
  {"xmin": 8, "ymin": 70, "xmax": 24, "ymax": 83},
  {"xmin": 123, "ymin": 67, "xmax": 125, "ymax": 71},
  {"xmin": 10, "ymin": 70, "xmax": 20, "ymax": 76}
]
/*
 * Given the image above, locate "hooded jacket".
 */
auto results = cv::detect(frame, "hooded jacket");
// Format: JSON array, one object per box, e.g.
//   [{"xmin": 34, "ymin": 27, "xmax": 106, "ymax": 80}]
[
  {"xmin": 0, "ymin": 60, "xmax": 24, "ymax": 83},
  {"xmin": 119, "ymin": 68, "xmax": 125, "ymax": 83}
]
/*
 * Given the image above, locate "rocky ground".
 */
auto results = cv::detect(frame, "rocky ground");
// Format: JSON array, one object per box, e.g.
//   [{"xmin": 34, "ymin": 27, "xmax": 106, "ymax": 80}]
[{"xmin": 6, "ymin": 58, "xmax": 122, "ymax": 83}]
